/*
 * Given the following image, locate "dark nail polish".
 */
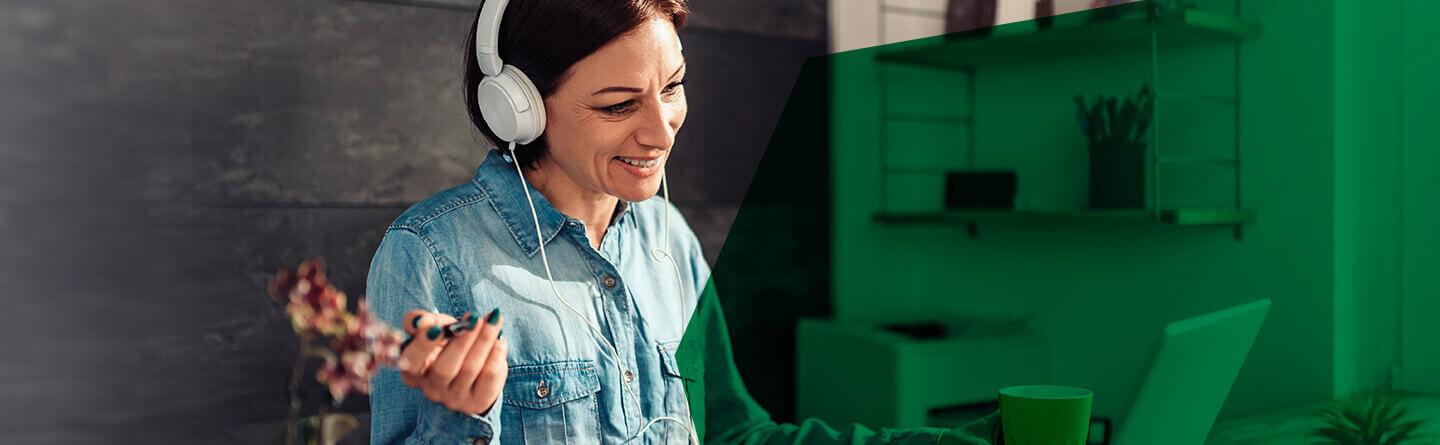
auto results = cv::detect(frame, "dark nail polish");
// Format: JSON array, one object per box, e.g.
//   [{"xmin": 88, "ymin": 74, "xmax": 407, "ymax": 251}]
[
  {"xmin": 410, "ymin": 316, "xmax": 421, "ymax": 330},
  {"xmin": 486, "ymin": 308, "xmax": 501, "ymax": 325},
  {"xmin": 465, "ymin": 312, "xmax": 479, "ymax": 328},
  {"xmin": 427, "ymin": 326, "xmax": 442, "ymax": 340},
  {"xmin": 498, "ymin": 328, "xmax": 504, "ymax": 339}
]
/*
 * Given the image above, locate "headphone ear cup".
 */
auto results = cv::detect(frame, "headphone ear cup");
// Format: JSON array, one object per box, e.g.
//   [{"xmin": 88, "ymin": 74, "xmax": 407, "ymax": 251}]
[
  {"xmin": 476, "ymin": 65, "xmax": 546, "ymax": 146},
  {"xmin": 504, "ymin": 65, "xmax": 546, "ymax": 144}
]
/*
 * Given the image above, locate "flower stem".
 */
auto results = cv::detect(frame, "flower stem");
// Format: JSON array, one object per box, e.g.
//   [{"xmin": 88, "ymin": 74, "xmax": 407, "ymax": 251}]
[
  {"xmin": 317, "ymin": 403, "xmax": 329, "ymax": 445},
  {"xmin": 286, "ymin": 334, "xmax": 311, "ymax": 445}
]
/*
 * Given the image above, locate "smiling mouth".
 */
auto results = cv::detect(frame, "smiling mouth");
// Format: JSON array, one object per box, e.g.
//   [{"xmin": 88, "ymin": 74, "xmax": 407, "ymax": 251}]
[{"xmin": 616, "ymin": 156, "xmax": 659, "ymax": 168}]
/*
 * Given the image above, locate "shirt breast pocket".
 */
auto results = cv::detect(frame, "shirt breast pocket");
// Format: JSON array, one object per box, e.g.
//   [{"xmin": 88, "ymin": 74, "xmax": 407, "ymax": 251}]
[
  {"xmin": 500, "ymin": 360, "xmax": 602, "ymax": 443},
  {"xmin": 656, "ymin": 340, "xmax": 694, "ymax": 443}
]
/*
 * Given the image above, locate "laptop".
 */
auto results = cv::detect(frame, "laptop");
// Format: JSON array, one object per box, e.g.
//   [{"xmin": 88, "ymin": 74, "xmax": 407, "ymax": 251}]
[{"xmin": 1111, "ymin": 298, "xmax": 1272, "ymax": 445}]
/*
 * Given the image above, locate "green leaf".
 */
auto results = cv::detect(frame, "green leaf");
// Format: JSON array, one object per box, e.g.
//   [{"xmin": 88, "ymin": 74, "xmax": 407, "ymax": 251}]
[
  {"xmin": 1385, "ymin": 419, "xmax": 1424, "ymax": 445},
  {"xmin": 1364, "ymin": 395, "xmax": 1383, "ymax": 440},
  {"xmin": 1319, "ymin": 409, "xmax": 1355, "ymax": 430},
  {"xmin": 1375, "ymin": 401, "xmax": 1402, "ymax": 432},
  {"xmin": 1309, "ymin": 425, "xmax": 1364, "ymax": 443},
  {"xmin": 302, "ymin": 345, "xmax": 334, "ymax": 360},
  {"xmin": 1118, "ymin": 99, "xmax": 1138, "ymax": 143},
  {"xmin": 1341, "ymin": 397, "xmax": 1370, "ymax": 435}
]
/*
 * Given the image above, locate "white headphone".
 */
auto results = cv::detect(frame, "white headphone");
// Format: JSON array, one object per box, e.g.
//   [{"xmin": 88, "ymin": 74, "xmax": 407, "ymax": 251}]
[
  {"xmin": 473, "ymin": 1, "xmax": 697, "ymax": 443},
  {"xmin": 474, "ymin": 0, "xmax": 546, "ymax": 146}
]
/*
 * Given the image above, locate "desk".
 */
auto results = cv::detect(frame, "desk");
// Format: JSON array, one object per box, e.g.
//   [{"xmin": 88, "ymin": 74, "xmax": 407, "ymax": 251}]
[{"xmin": 796, "ymin": 318, "xmax": 1048, "ymax": 428}]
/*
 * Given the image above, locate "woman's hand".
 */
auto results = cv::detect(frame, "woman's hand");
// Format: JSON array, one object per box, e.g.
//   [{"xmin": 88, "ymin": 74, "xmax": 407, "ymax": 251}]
[
  {"xmin": 941, "ymin": 409, "xmax": 1005, "ymax": 445},
  {"xmin": 398, "ymin": 309, "xmax": 508, "ymax": 417}
]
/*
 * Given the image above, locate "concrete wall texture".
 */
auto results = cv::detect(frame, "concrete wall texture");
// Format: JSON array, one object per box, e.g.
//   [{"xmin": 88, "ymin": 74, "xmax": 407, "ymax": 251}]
[{"xmin": 0, "ymin": 0, "xmax": 826, "ymax": 442}]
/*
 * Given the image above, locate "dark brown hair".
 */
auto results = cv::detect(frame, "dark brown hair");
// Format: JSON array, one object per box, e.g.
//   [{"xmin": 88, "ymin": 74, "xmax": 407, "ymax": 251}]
[{"xmin": 463, "ymin": 0, "xmax": 690, "ymax": 169}]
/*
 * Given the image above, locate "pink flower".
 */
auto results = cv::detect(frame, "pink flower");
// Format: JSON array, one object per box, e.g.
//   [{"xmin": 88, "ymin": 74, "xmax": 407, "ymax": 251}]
[
  {"xmin": 354, "ymin": 300, "xmax": 405, "ymax": 367},
  {"xmin": 314, "ymin": 298, "xmax": 405, "ymax": 402},
  {"xmin": 269, "ymin": 259, "xmax": 407, "ymax": 404},
  {"xmin": 316, "ymin": 350, "xmax": 373, "ymax": 403},
  {"xmin": 269, "ymin": 258, "xmax": 348, "ymax": 336}
]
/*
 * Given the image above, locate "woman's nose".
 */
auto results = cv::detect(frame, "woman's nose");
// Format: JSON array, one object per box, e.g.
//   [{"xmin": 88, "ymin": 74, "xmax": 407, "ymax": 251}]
[{"xmin": 634, "ymin": 100, "xmax": 678, "ymax": 150}]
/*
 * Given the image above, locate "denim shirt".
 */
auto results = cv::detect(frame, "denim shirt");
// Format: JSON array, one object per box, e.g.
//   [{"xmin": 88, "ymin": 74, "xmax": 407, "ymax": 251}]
[{"xmin": 367, "ymin": 149, "xmax": 706, "ymax": 444}]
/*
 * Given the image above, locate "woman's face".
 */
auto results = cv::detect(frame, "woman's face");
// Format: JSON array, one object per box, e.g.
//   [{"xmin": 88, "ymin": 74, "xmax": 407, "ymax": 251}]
[{"xmin": 540, "ymin": 17, "xmax": 687, "ymax": 203}]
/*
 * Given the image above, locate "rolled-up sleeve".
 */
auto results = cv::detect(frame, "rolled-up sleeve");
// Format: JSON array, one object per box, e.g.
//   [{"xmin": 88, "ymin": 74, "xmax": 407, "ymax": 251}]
[{"xmin": 366, "ymin": 227, "xmax": 503, "ymax": 444}]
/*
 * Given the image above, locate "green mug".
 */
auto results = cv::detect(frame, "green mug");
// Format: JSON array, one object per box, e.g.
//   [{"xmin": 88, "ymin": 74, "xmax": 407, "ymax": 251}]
[{"xmin": 998, "ymin": 385, "xmax": 1093, "ymax": 445}]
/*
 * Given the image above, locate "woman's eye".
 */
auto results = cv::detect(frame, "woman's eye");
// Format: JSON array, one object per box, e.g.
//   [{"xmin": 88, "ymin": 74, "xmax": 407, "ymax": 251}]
[
  {"xmin": 663, "ymin": 77, "xmax": 687, "ymax": 95},
  {"xmin": 598, "ymin": 78, "xmax": 685, "ymax": 115},
  {"xmin": 601, "ymin": 101, "xmax": 635, "ymax": 115}
]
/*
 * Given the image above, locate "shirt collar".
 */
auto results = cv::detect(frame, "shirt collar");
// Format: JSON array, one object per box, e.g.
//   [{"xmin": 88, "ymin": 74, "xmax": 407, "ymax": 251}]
[{"xmin": 471, "ymin": 149, "xmax": 636, "ymax": 256}]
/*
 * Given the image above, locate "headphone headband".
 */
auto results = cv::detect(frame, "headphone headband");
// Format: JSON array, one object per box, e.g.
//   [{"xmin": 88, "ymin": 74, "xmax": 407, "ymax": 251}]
[
  {"xmin": 473, "ymin": 0, "xmax": 544, "ymax": 145},
  {"xmin": 475, "ymin": 0, "xmax": 509, "ymax": 76}
]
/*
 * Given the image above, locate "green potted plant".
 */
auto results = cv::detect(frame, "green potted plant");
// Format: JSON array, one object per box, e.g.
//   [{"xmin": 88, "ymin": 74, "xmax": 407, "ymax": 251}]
[
  {"xmin": 1307, "ymin": 390, "xmax": 1430, "ymax": 444},
  {"xmin": 1074, "ymin": 84, "xmax": 1153, "ymax": 209}
]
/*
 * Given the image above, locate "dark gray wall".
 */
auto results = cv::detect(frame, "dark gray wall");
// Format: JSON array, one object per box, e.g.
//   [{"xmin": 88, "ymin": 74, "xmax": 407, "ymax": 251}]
[{"xmin": 0, "ymin": 0, "xmax": 824, "ymax": 442}]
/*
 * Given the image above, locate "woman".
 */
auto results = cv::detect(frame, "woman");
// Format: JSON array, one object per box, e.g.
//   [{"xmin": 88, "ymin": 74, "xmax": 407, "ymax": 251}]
[{"xmin": 366, "ymin": 0, "xmax": 1002, "ymax": 443}]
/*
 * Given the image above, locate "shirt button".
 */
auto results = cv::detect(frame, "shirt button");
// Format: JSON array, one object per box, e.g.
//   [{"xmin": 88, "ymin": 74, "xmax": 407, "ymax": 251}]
[
  {"xmin": 603, "ymin": 275, "xmax": 616, "ymax": 289},
  {"xmin": 623, "ymin": 370, "xmax": 634, "ymax": 383},
  {"xmin": 536, "ymin": 380, "xmax": 550, "ymax": 398}
]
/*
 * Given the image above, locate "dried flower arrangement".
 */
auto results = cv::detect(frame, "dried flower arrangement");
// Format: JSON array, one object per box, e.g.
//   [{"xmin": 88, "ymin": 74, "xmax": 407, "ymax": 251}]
[{"xmin": 267, "ymin": 258, "xmax": 405, "ymax": 445}]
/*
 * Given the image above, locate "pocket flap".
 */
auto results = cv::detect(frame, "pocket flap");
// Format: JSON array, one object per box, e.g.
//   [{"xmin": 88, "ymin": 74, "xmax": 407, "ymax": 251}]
[
  {"xmin": 502, "ymin": 360, "xmax": 601, "ymax": 410},
  {"xmin": 657, "ymin": 341, "xmax": 684, "ymax": 378}
]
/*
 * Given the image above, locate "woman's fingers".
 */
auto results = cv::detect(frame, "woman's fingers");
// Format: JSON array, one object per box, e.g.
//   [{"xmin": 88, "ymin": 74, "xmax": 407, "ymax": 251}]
[
  {"xmin": 397, "ymin": 308, "xmax": 509, "ymax": 416},
  {"xmin": 470, "ymin": 337, "xmax": 509, "ymax": 416},
  {"xmin": 402, "ymin": 310, "xmax": 433, "ymax": 336},
  {"xmin": 425, "ymin": 311, "xmax": 482, "ymax": 398},
  {"xmin": 399, "ymin": 312, "xmax": 456, "ymax": 388},
  {"xmin": 453, "ymin": 310, "xmax": 503, "ymax": 393}
]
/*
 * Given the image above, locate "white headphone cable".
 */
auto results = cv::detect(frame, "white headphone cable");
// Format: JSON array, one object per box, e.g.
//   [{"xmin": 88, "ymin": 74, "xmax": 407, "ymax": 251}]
[
  {"xmin": 629, "ymin": 165, "xmax": 699, "ymax": 444},
  {"xmin": 643, "ymin": 162, "xmax": 700, "ymax": 443},
  {"xmin": 507, "ymin": 142, "xmax": 698, "ymax": 444}
]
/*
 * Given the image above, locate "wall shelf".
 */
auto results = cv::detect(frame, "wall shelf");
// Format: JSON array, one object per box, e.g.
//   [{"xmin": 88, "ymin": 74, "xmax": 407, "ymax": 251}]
[
  {"xmin": 871, "ymin": 1, "xmax": 1260, "ymax": 240},
  {"xmin": 882, "ymin": 112, "xmax": 974, "ymax": 125},
  {"xmin": 875, "ymin": 4, "xmax": 1261, "ymax": 70},
  {"xmin": 873, "ymin": 208, "xmax": 1256, "ymax": 226},
  {"xmin": 1157, "ymin": 154, "xmax": 1239, "ymax": 166}
]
